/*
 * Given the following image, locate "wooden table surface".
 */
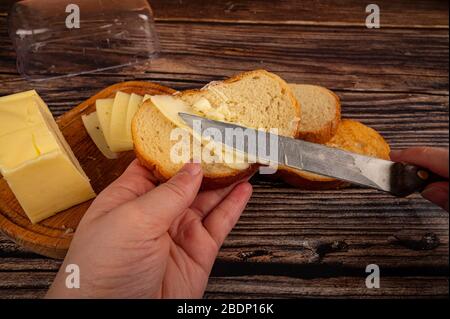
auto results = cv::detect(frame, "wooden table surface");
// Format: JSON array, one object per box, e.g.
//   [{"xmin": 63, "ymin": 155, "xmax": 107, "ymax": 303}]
[{"xmin": 0, "ymin": 0, "xmax": 448, "ymax": 299}]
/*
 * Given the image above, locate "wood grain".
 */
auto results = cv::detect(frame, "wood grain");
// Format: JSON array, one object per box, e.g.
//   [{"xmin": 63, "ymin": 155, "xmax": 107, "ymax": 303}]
[
  {"xmin": 0, "ymin": 82, "xmax": 175, "ymax": 259},
  {"xmin": 1, "ymin": 1, "xmax": 448, "ymax": 28},
  {"xmin": 0, "ymin": 22, "xmax": 448, "ymax": 95},
  {"xmin": 0, "ymin": 0, "xmax": 448, "ymax": 299},
  {"xmin": 0, "ymin": 270, "xmax": 447, "ymax": 299},
  {"xmin": 205, "ymin": 275, "xmax": 449, "ymax": 299},
  {"xmin": 149, "ymin": 0, "xmax": 449, "ymax": 28}
]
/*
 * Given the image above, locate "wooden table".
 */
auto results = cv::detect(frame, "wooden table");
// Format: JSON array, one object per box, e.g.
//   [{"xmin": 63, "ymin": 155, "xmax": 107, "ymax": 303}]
[{"xmin": 0, "ymin": 0, "xmax": 448, "ymax": 299}]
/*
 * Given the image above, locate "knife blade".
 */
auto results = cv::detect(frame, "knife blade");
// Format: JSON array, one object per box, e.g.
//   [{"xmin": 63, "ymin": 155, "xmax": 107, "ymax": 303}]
[{"xmin": 179, "ymin": 112, "xmax": 441, "ymax": 197}]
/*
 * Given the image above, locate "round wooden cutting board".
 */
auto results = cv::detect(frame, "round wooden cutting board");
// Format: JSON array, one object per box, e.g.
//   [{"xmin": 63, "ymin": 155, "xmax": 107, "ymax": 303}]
[{"xmin": 0, "ymin": 81, "xmax": 176, "ymax": 259}]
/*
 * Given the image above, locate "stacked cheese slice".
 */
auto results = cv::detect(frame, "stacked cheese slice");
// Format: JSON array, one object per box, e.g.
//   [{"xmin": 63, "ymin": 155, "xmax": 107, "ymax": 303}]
[
  {"xmin": 83, "ymin": 92, "xmax": 146, "ymax": 158},
  {"xmin": 0, "ymin": 91, "xmax": 96, "ymax": 224}
]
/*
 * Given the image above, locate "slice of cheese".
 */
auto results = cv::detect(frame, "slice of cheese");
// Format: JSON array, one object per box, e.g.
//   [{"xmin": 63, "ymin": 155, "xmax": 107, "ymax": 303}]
[
  {"xmin": 0, "ymin": 90, "xmax": 96, "ymax": 224},
  {"xmin": 109, "ymin": 92, "xmax": 131, "ymax": 152},
  {"xmin": 92, "ymin": 92, "xmax": 143, "ymax": 155},
  {"xmin": 82, "ymin": 112, "xmax": 118, "ymax": 160},
  {"xmin": 149, "ymin": 95, "xmax": 249, "ymax": 170},
  {"xmin": 126, "ymin": 93, "xmax": 144, "ymax": 141},
  {"xmin": 96, "ymin": 98, "xmax": 114, "ymax": 148},
  {"xmin": 150, "ymin": 95, "xmax": 193, "ymax": 129}
]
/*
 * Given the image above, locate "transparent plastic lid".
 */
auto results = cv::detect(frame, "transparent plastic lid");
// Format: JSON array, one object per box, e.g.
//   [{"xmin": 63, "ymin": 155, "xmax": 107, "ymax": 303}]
[{"xmin": 8, "ymin": 0, "xmax": 160, "ymax": 81}]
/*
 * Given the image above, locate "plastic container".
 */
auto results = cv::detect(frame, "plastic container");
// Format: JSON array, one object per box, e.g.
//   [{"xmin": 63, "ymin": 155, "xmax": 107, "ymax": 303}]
[{"xmin": 8, "ymin": 0, "xmax": 160, "ymax": 81}]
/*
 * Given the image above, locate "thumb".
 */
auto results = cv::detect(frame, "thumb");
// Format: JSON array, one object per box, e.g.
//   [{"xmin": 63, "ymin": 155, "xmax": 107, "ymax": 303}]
[{"xmin": 130, "ymin": 163, "xmax": 203, "ymax": 230}]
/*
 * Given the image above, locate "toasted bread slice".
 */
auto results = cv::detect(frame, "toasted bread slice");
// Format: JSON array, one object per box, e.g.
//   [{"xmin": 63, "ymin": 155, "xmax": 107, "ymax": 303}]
[
  {"xmin": 133, "ymin": 70, "xmax": 301, "ymax": 189},
  {"xmin": 291, "ymin": 84, "xmax": 341, "ymax": 143},
  {"xmin": 278, "ymin": 120, "xmax": 391, "ymax": 189}
]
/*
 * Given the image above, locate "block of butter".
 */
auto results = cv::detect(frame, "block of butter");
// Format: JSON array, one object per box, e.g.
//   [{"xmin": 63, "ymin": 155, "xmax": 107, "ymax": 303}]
[{"xmin": 0, "ymin": 90, "xmax": 96, "ymax": 224}]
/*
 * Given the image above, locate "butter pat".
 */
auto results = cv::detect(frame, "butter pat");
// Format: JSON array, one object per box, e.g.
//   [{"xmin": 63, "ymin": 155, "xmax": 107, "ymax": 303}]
[
  {"xmin": 192, "ymin": 97, "xmax": 234, "ymax": 122},
  {"xmin": 192, "ymin": 97, "xmax": 213, "ymax": 115},
  {"xmin": 0, "ymin": 90, "xmax": 96, "ymax": 224}
]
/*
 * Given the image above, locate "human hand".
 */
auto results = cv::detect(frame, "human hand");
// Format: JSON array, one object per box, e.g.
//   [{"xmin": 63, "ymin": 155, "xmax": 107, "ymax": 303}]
[
  {"xmin": 46, "ymin": 160, "xmax": 253, "ymax": 299},
  {"xmin": 391, "ymin": 147, "xmax": 449, "ymax": 211}
]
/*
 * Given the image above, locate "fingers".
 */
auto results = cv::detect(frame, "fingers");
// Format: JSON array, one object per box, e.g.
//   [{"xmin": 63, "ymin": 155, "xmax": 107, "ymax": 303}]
[
  {"xmin": 87, "ymin": 159, "xmax": 156, "ymax": 216},
  {"xmin": 203, "ymin": 182, "xmax": 253, "ymax": 249},
  {"xmin": 422, "ymin": 182, "xmax": 449, "ymax": 212},
  {"xmin": 390, "ymin": 148, "xmax": 449, "ymax": 211},
  {"xmin": 190, "ymin": 177, "xmax": 250, "ymax": 219},
  {"xmin": 130, "ymin": 163, "xmax": 203, "ymax": 230},
  {"xmin": 391, "ymin": 147, "xmax": 449, "ymax": 178}
]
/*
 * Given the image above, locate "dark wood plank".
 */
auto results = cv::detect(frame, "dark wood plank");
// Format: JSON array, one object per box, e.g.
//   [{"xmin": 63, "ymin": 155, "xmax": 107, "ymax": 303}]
[
  {"xmin": 0, "ymin": 272, "xmax": 54, "ymax": 289},
  {"xmin": 0, "ymin": 288, "xmax": 46, "ymax": 299},
  {"xmin": 205, "ymin": 276, "xmax": 449, "ymax": 299},
  {"xmin": 149, "ymin": 0, "xmax": 449, "ymax": 28},
  {"xmin": 0, "ymin": 258, "xmax": 60, "ymax": 271},
  {"xmin": 1, "ymin": 0, "xmax": 448, "ymax": 28},
  {"xmin": 0, "ymin": 271, "xmax": 447, "ymax": 299},
  {"xmin": 217, "ymin": 184, "xmax": 449, "ymax": 270},
  {"xmin": 0, "ymin": 22, "xmax": 448, "ymax": 95}
]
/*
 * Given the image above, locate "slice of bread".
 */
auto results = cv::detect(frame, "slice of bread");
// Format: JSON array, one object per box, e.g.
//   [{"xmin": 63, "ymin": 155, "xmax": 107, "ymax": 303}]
[
  {"xmin": 291, "ymin": 84, "xmax": 341, "ymax": 143},
  {"xmin": 278, "ymin": 120, "xmax": 391, "ymax": 189},
  {"xmin": 132, "ymin": 70, "xmax": 301, "ymax": 189}
]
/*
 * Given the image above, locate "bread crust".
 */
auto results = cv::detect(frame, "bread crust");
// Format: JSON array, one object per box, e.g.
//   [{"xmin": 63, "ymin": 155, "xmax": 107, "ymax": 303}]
[
  {"xmin": 136, "ymin": 148, "xmax": 259, "ymax": 190},
  {"xmin": 294, "ymin": 85, "xmax": 341, "ymax": 144}
]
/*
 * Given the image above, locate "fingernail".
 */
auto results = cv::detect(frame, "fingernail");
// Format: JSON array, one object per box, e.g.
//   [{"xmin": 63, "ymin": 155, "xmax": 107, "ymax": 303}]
[{"xmin": 180, "ymin": 163, "xmax": 202, "ymax": 176}]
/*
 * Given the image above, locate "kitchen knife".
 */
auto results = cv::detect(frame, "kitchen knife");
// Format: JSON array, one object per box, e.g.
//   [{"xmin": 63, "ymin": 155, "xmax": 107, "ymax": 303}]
[{"xmin": 179, "ymin": 112, "xmax": 444, "ymax": 197}]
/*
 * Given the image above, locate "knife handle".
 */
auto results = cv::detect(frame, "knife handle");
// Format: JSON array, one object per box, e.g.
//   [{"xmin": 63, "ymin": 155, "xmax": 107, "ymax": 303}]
[{"xmin": 390, "ymin": 162, "xmax": 447, "ymax": 197}]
